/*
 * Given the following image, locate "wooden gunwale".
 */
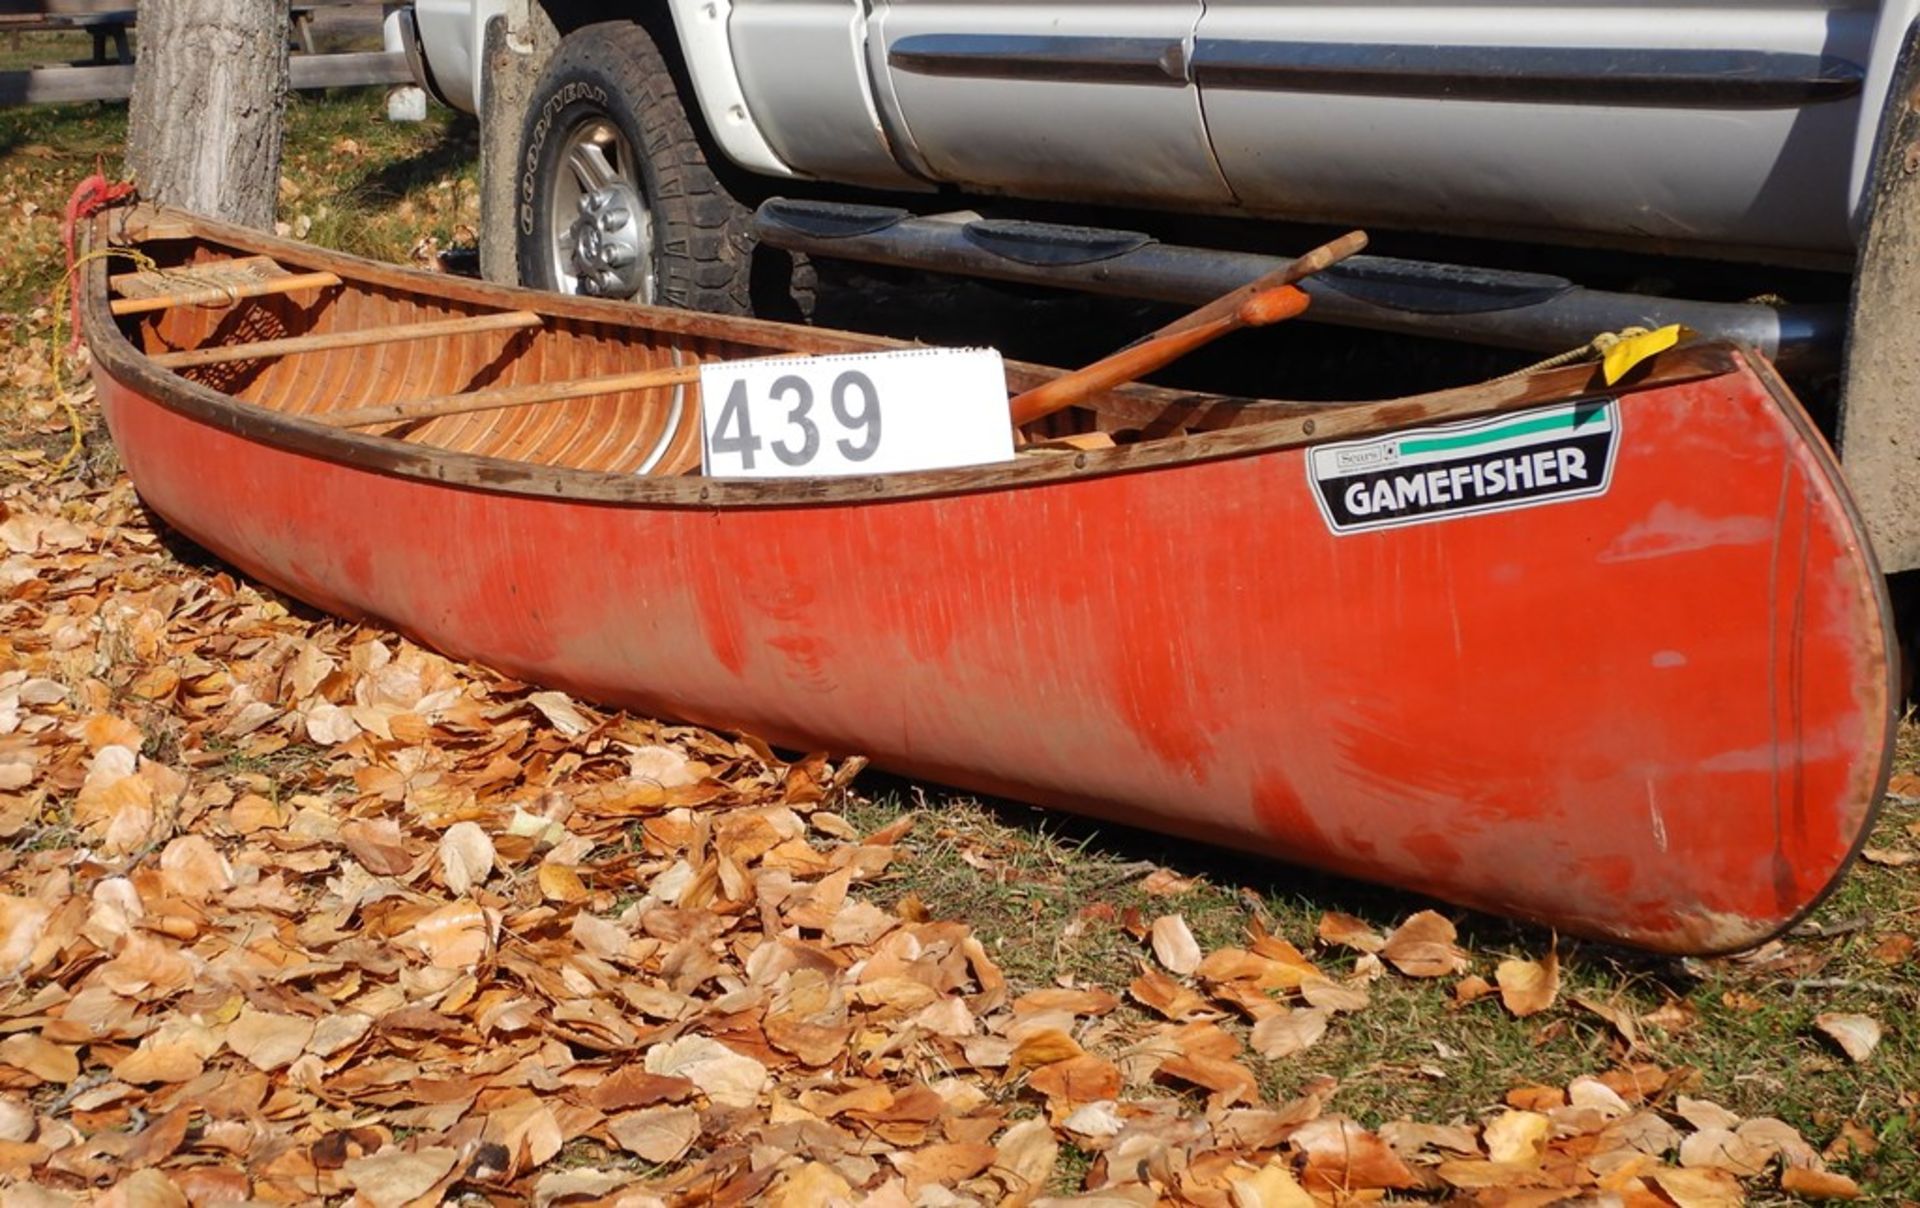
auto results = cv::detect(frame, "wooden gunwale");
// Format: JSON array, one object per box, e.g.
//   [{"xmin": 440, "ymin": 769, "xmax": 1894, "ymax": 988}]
[
  {"xmin": 85, "ymin": 209, "xmax": 1740, "ymax": 510},
  {"xmin": 1738, "ymin": 353, "xmax": 1900, "ymax": 940}
]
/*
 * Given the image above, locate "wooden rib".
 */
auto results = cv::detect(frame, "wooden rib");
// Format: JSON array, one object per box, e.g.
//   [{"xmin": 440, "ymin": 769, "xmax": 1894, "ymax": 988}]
[
  {"xmin": 319, "ymin": 361, "xmax": 702, "ymax": 429},
  {"xmin": 110, "ymin": 271, "xmax": 343, "ymax": 316},
  {"xmin": 152, "ymin": 309, "xmax": 543, "ymax": 368}
]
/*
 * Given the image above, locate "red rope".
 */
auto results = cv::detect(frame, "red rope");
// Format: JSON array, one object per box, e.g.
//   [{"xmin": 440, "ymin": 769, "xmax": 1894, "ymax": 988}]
[{"xmin": 61, "ymin": 170, "xmax": 137, "ymax": 350}]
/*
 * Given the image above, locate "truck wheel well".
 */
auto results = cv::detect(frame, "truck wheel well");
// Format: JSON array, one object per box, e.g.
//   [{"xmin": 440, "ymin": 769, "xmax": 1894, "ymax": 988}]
[
  {"xmin": 530, "ymin": 4, "xmax": 735, "ymax": 187},
  {"xmin": 535, "ymin": 0, "xmax": 608, "ymax": 39},
  {"xmin": 524, "ymin": 1, "xmax": 816, "ymax": 318}
]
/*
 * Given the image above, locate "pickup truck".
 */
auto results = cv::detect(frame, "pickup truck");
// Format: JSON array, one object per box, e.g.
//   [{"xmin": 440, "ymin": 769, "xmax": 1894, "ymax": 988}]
[{"xmin": 397, "ymin": 0, "xmax": 1920, "ymax": 586}]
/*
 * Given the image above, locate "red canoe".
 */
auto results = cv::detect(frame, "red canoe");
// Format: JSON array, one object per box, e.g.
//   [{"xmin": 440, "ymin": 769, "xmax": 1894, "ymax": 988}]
[{"xmin": 83, "ymin": 209, "xmax": 1896, "ymax": 954}]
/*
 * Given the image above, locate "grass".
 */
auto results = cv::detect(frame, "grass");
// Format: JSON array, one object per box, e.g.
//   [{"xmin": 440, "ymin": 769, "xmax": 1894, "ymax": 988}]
[
  {"xmin": 0, "ymin": 88, "xmax": 477, "ymax": 325},
  {"xmin": 845, "ymin": 730, "xmax": 1920, "ymax": 1197}
]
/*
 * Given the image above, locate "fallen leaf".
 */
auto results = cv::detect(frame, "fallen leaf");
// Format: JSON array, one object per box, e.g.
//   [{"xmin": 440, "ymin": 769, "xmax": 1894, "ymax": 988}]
[
  {"xmin": 1736, "ymin": 1117, "xmax": 1819, "ymax": 1169},
  {"xmin": 439, "ymin": 820, "xmax": 495, "ymax": 895},
  {"xmin": 1822, "ymin": 1119, "xmax": 1879, "ymax": 1163},
  {"xmin": 401, "ymin": 899, "xmax": 492, "ymax": 969},
  {"xmin": 1814, "ymin": 1013, "xmax": 1881, "ymax": 1062},
  {"xmin": 1649, "ymin": 1166, "xmax": 1746, "ymax": 1207},
  {"xmin": 0, "ymin": 1034, "xmax": 76, "ymax": 1084},
  {"xmin": 341, "ymin": 1146, "xmax": 458, "ymax": 1208},
  {"xmin": 1317, "ymin": 912, "xmax": 1386, "ymax": 953},
  {"xmin": 1679, "ymin": 1128, "xmax": 1772, "ymax": 1174},
  {"xmin": 894, "ymin": 1141, "xmax": 997, "ymax": 1189},
  {"xmin": 994, "ymin": 1117, "xmax": 1058, "ymax": 1205},
  {"xmin": 1381, "ymin": 1120, "xmax": 1480, "ymax": 1159},
  {"xmin": 1150, "ymin": 915, "xmax": 1202, "ymax": 975},
  {"xmin": 1130, "ymin": 968, "xmax": 1213, "ymax": 1020},
  {"xmin": 0, "ymin": 895, "xmax": 50, "ymax": 974},
  {"xmin": 225, "ymin": 1007, "xmax": 315, "ymax": 1071},
  {"xmin": 307, "ymin": 1012, "xmax": 374, "ymax": 1058},
  {"xmin": 607, "ymin": 1106, "xmax": 698, "ymax": 1163},
  {"xmin": 537, "ymin": 861, "xmax": 589, "ymax": 904},
  {"xmin": 1230, "ymin": 1159, "xmax": 1316, "ymax": 1208},
  {"xmin": 1250, "ymin": 1008, "xmax": 1330, "ymax": 1059},
  {"xmin": 528, "ymin": 690, "xmax": 592, "ymax": 736},
  {"xmin": 1860, "ymin": 847, "xmax": 1915, "ymax": 867},
  {"xmin": 1483, "ymin": 1110, "xmax": 1551, "ymax": 1166},
  {"xmin": 1642, "ymin": 997, "xmax": 1699, "ymax": 1035},
  {"xmin": 1299, "ymin": 976, "xmax": 1368, "ymax": 1013},
  {"xmin": 1781, "ymin": 1167, "xmax": 1863, "ymax": 1200},
  {"xmin": 94, "ymin": 1170, "xmax": 186, "ymax": 1207},
  {"xmin": 643, "ymin": 1036, "xmax": 767, "ymax": 1108},
  {"xmin": 157, "ymin": 835, "xmax": 232, "ymax": 899},
  {"xmin": 113, "ymin": 1029, "xmax": 208, "ymax": 1085},
  {"xmin": 766, "ymin": 1161, "xmax": 853, "ymax": 1207},
  {"xmin": 1382, "ymin": 910, "xmax": 1469, "ymax": 977},
  {"xmin": 0, "ymin": 1095, "xmax": 33, "ymax": 1143},
  {"xmin": 1868, "ymin": 933, "xmax": 1914, "ymax": 965},
  {"xmin": 1676, "ymin": 1096, "xmax": 1741, "ymax": 1132},
  {"xmin": 1062, "ymin": 1100, "xmax": 1126, "ymax": 1140},
  {"xmin": 1573, "ymin": 992, "xmax": 1642, "ymax": 1050},
  {"xmin": 1292, "ymin": 1116, "xmax": 1420, "ymax": 1192},
  {"xmin": 304, "ymin": 701, "xmax": 361, "ymax": 745},
  {"xmin": 1453, "ymin": 974, "xmax": 1495, "ymax": 1007},
  {"xmin": 340, "ymin": 818, "xmax": 412, "ymax": 876},
  {"xmin": 1140, "ymin": 868, "xmax": 1195, "ymax": 896},
  {"xmin": 1495, "ymin": 946, "xmax": 1559, "ymax": 1017},
  {"xmin": 1027, "ymin": 1054, "xmax": 1121, "ymax": 1108},
  {"xmin": 1011, "ymin": 1028, "xmax": 1084, "ymax": 1071},
  {"xmin": 628, "ymin": 744, "xmax": 699, "ymax": 787}
]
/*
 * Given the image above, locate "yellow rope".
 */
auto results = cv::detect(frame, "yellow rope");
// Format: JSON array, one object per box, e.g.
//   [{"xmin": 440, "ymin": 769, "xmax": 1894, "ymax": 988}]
[
  {"xmin": 37, "ymin": 246, "xmax": 158, "ymax": 475},
  {"xmin": 1495, "ymin": 326, "xmax": 1651, "ymax": 382},
  {"xmin": 1497, "ymin": 287, "xmax": 1789, "ymax": 383}
]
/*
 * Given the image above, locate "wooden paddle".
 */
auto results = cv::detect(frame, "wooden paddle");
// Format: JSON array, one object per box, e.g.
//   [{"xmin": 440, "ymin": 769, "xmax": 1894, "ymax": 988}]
[
  {"xmin": 1136, "ymin": 230, "xmax": 1366, "ymax": 345},
  {"xmin": 1007, "ymin": 284, "xmax": 1309, "ymax": 428},
  {"xmin": 1005, "ymin": 230, "xmax": 1366, "ymax": 428}
]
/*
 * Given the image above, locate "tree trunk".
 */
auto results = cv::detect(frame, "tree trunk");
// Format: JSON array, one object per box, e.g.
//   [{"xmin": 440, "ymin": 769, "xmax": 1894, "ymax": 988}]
[{"xmin": 127, "ymin": 0, "xmax": 290, "ymax": 230}]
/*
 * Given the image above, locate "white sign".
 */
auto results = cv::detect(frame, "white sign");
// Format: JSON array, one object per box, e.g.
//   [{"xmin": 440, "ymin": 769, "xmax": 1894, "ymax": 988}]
[{"xmin": 698, "ymin": 348, "xmax": 1013, "ymax": 479}]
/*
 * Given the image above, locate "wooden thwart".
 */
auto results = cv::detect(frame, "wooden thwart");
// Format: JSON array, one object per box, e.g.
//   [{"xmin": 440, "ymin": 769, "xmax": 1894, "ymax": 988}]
[
  {"xmin": 110, "ymin": 271, "xmax": 343, "ymax": 316},
  {"xmin": 320, "ymin": 362, "xmax": 701, "ymax": 429},
  {"xmin": 154, "ymin": 310, "xmax": 545, "ymax": 369}
]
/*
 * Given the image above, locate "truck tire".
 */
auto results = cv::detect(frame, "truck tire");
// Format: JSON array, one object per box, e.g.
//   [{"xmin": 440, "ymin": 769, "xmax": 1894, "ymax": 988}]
[{"xmin": 516, "ymin": 20, "xmax": 751, "ymax": 312}]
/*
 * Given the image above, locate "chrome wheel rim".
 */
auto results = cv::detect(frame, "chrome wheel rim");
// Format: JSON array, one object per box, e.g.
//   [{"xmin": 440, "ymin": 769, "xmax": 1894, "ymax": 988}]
[{"xmin": 547, "ymin": 117, "xmax": 654, "ymax": 301}]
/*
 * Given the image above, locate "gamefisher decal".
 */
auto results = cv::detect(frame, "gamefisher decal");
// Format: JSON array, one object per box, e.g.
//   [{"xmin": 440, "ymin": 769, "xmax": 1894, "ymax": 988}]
[{"xmin": 1308, "ymin": 400, "xmax": 1618, "ymax": 534}]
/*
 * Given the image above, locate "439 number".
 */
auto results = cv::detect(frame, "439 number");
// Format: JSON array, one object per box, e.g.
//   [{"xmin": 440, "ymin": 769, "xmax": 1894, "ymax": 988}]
[{"xmin": 709, "ymin": 370, "xmax": 882, "ymax": 470}]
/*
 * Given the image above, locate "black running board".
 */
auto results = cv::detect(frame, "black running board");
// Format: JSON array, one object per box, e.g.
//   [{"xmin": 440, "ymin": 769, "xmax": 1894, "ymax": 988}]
[{"xmin": 754, "ymin": 199, "xmax": 1839, "ymax": 373}]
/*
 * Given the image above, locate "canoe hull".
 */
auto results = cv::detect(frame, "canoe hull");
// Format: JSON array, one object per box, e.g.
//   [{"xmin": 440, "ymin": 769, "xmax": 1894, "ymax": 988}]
[{"xmin": 94, "ymin": 349, "xmax": 1893, "ymax": 954}]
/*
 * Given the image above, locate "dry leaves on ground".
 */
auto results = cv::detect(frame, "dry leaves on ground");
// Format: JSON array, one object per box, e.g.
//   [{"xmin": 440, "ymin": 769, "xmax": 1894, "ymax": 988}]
[{"xmin": 1813, "ymin": 1013, "xmax": 1883, "ymax": 1063}]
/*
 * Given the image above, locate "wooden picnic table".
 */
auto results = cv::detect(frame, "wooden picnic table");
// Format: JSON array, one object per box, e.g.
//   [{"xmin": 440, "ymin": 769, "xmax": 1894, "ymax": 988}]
[
  {"xmin": 0, "ymin": 8, "xmax": 136, "ymax": 66},
  {"xmin": 0, "ymin": 2, "xmax": 369, "ymax": 62},
  {"xmin": 0, "ymin": 1, "xmax": 409, "ymax": 107}
]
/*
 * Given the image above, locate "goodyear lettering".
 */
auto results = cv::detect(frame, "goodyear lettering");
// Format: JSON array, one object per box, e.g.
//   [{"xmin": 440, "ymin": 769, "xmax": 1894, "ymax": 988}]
[{"xmin": 520, "ymin": 82, "xmax": 610, "ymax": 236}]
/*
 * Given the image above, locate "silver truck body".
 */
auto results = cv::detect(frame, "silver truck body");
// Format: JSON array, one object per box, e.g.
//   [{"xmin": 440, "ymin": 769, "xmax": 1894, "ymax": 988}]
[{"xmin": 414, "ymin": 0, "xmax": 1918, "ymax": 265}]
